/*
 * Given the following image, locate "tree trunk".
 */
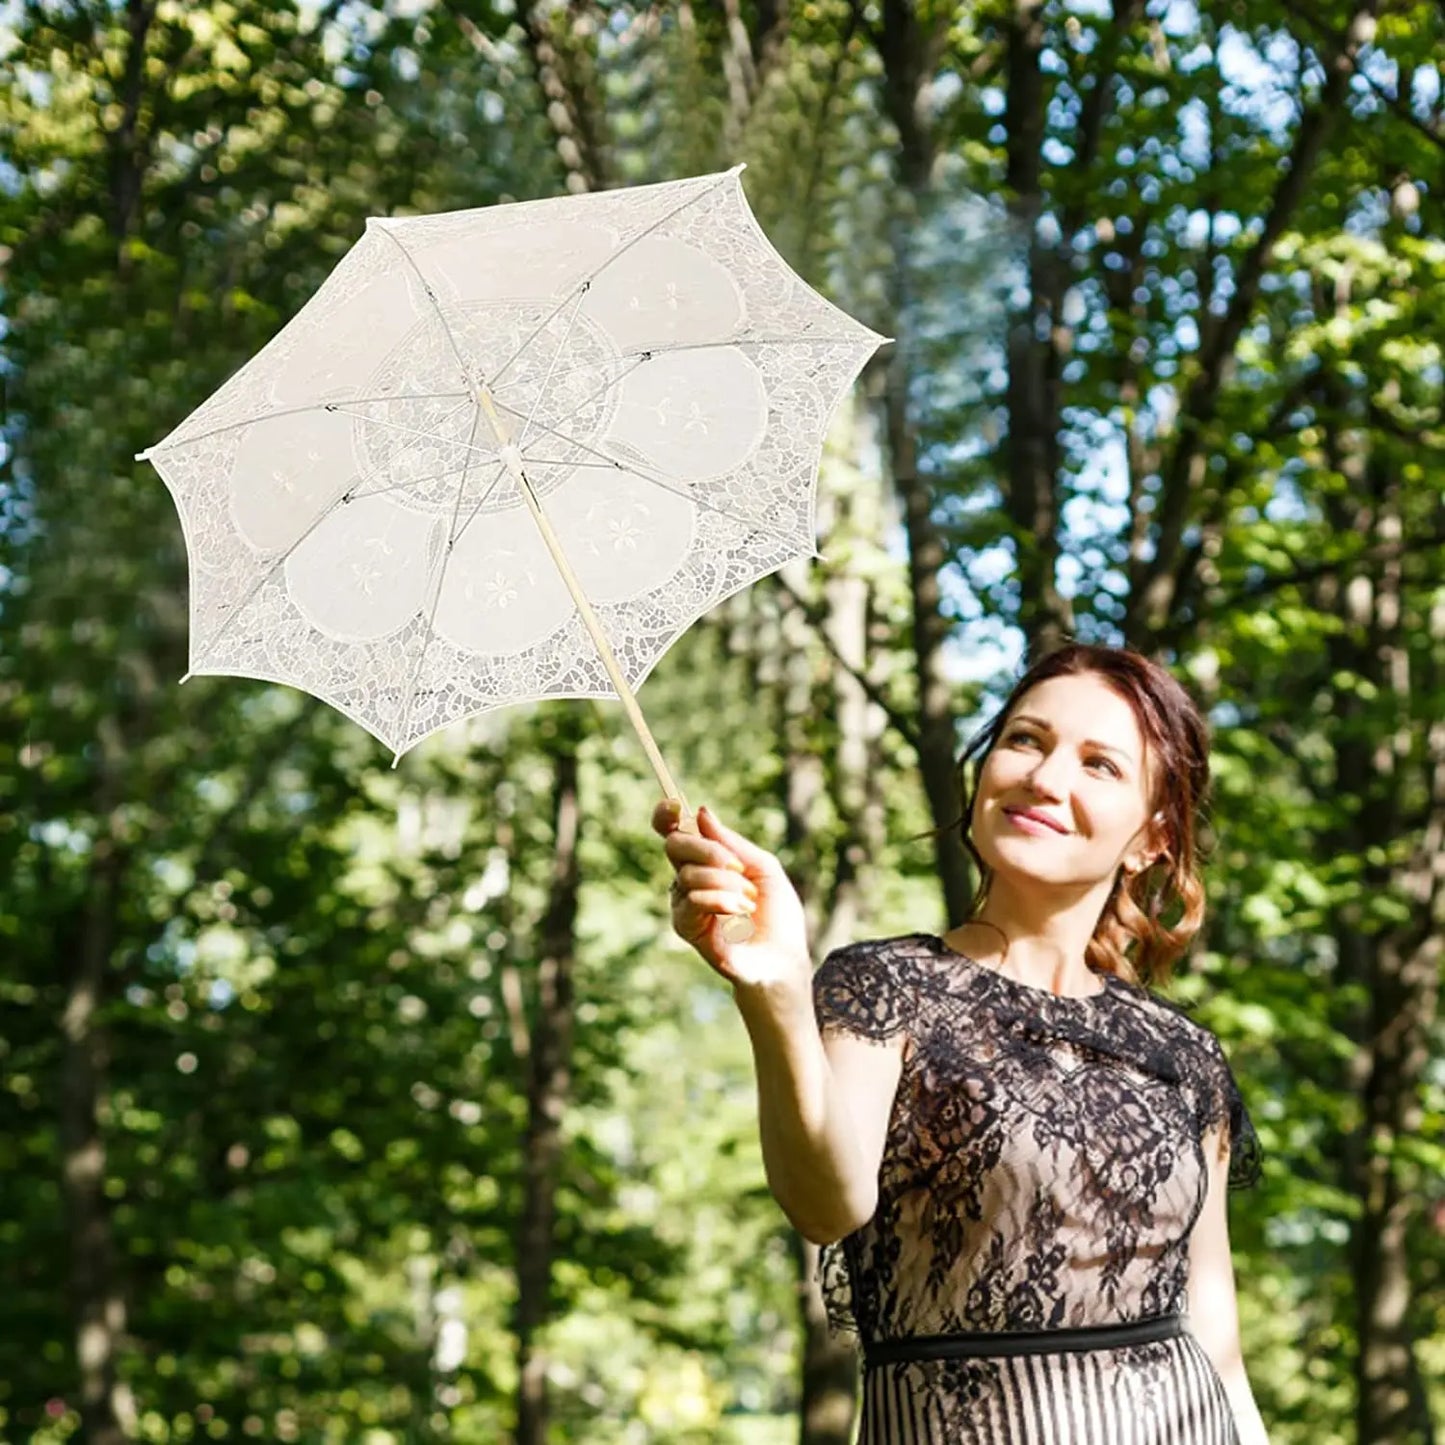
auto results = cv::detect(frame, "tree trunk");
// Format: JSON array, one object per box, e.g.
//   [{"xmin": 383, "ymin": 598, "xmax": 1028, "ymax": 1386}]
[
  {"xmin": 504, "ymin": 18, "xmax": 607, "ymax": 1422},
  {"xmin": 776, "ymin": 582, "xmax": 855, "ymax": 1445},
  {"xmin": 521, "ymin": 1, "xmax": 613, "ymax": 192},
  {"xmin": 795, "ymin": 1231, "xmax": 858, "ymax": 1445},
  {"xmin": 1001, "ymin": 0, "xmax": 1072, "ymax": 653},
  {"xmin": 63, "ymin": 828, "xmax": 126, "ymax": 1442},
  {"xmin": 513, "ymin": 716, "xmax": 583, "ymax": 1445},
  {"xmin": 1353, "ymin": 932, "xmax": 1441, "ymax": 1445},
  {"xmin": 790, "ymin": 401, "xmax": 891, "ymax": 1443},
  {"xmin": 816, "ymin": 413, "xmax": 891, "ymax": 961},
  {"xmin": 58, "ymin": 6, "xmax": 163, "ymax": 1434},
  {"xmin": 61, "ymin": 713, "xmax": 138, "ymax": 1444},
  {"xmin": 719, "ymin": 0, "xmax": 790, "ymax": 152},
  {"xmin": 1347, "ymin": 483, "xmax": 1441, "ymax": 1445},
  {"xmin": 871, "ymin": 0, "xmax": 974, "ymax": 927},
  {"xmin": 1318, "ymin": 415, "xmax": 1439, "ymax": 1445}
]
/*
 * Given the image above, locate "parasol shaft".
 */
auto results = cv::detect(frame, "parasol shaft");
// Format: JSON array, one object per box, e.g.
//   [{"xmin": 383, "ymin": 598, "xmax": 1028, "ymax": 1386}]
[
  {"xmin": 476, "ymin": 387, "xmax": 689, "ymax": 811},
  {"xmin": 477, "ymin": 387, "xmax": 752, "ymax": 943}
]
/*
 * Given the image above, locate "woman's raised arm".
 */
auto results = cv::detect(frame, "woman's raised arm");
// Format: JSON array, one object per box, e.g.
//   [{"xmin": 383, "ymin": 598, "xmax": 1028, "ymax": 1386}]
[{"xmin": 653, "ymin": 799, "xmax": 901, "ymax": 1242}]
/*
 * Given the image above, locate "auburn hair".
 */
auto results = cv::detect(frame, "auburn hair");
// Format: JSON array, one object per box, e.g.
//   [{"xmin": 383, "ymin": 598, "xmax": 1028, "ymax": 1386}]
[{"xmin": 924, "ymin": 643, "xmax": 1213, "ymax": 988}]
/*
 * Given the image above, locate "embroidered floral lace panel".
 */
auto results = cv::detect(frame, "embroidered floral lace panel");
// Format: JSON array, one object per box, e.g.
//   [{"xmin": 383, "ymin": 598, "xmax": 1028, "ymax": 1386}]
[{"xmin": 811, "ymin": 933, "xmax": 1262, "ymax": 1349}]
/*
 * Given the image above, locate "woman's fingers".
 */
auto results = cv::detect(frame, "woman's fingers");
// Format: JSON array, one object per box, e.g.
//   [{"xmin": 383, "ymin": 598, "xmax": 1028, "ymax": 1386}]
[
  {"xmin": 695, "ymin": 806, "xmax": 781, "ymax": 880},
  {"xmin": 654, "ymin": 798, "xmax": 815, "ymax": 989},
  {"xmin": 660, "ymin": 806, "xmax": 779, "ymax": 919},
  {"xmin": 663, "ymin": 832, "xmax": 746, "ymax": 878},
  {"xmin": 677, "ymin": 888, "xmax": 755, "ymax": 916},
  {"xmin": 675, "ymin": 864, "xmax": 759, "ymax": 904}
]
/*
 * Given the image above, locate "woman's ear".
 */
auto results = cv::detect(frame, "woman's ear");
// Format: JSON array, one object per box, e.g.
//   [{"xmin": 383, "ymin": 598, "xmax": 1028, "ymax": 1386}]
[
  {"xmin": 1124, "ymin": 813, "xmax": 1170, "ymax": 876},
  {"xmin": 1147, "ymin": 810, "xmax": 1171, "ymax": 863}
]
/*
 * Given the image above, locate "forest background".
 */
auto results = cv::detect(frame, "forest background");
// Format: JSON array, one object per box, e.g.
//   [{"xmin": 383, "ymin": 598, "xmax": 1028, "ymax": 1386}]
[{"xmin": 1, "ymin": 0, "xmax": 1443, "ymax": 1443}]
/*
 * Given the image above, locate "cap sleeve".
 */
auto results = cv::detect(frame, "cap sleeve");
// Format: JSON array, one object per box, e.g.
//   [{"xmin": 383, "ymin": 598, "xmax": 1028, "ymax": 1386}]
[
  {"xmin": 1195, "ymin": 1030, "xmax": 1263, "ymax": 1191},
  {"xmin": 811, "ymin": 940, "xmax": 914, "ymax": 1047}
]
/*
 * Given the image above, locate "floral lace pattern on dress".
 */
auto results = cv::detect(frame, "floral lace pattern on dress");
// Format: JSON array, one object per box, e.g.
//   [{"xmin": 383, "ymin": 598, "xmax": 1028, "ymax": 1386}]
[{"xmin": 811, "ymin": 933, "xmax": 1262, "ymax": 1349}]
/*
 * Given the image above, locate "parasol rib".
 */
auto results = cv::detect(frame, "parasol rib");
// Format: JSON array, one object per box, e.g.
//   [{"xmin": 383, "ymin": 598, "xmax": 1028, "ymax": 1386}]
[
  {"xmin": 486, "ymin": 166, "xmax": 741, "ymax": 392},
  {"xmin": 322, "ymin": 405, "xmax": 495, "ymax": 453},
  {"xmin": 372, "ymin": 224, "xmax": 476, "ymax": 392},
  {"xmin": 392, "ymin": 407, "xmax": 494, "ymax": 763},
  {"xmin": 348, "ymin": 462, "xmax": 481, "ymax": 503},
  {"xmin": 516, "ymin": 282, "xmax": 591, "ymax": 451},
  {"xmin": 472, "ymin": 387, "xmax": 689, "ymax": 806},
  {"xmin": 489, "ymin": 333, "xmax": 882, "ymax": 407},
  {"xmin": 468, "ymin": 398, "xmax": 825, "ymax": 560},
  {"xmin": 318, "ymin": 396, "xmax": 821, "ymax": 560},
  {"xmin": 135, "ymin": 393, "xmax": 470, "ymax": 460},
  {"xmin": 178, "ymin": 398, "xmax": 474, "ymax": 679}
]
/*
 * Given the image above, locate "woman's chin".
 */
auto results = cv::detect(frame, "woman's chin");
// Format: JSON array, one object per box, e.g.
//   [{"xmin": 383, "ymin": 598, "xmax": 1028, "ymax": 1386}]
[
  {"xmin": 981, "ymin": 836, "xmax": 1065, "ymax": 871},
  {"xmin": 984, "ymin": 853, "xmax": 1091, "ymax": 894}
]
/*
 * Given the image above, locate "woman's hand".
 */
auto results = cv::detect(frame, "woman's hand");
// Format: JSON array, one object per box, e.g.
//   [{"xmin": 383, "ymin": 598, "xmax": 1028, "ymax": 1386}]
[{"xmin": 652, "ymin": 799, "xmax": 813, "ymax": 994}]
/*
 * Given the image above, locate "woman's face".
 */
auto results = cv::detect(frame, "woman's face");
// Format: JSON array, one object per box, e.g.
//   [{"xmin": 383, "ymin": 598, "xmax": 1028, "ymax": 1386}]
[{"xmin": 971, "ymin": 672, "xmax": 1162, "ymax": 893}]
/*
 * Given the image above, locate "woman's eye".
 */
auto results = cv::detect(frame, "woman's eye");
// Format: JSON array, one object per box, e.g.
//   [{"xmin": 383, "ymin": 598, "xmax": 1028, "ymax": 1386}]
[{"xmin": 1003, "ymin": 730, "xmax": 1118, "ymax": 776}]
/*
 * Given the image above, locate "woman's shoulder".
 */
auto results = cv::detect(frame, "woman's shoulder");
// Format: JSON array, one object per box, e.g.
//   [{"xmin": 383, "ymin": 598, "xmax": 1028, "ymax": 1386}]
[
  {"xmin": 820, "ymin": 931, "xmax": 987, "ymax": 993},
  {"xmin": 1114, "ymin": 975, "xmax": 1263, "ymax": 1187},
  {"xmin": 813, "ymin": 931, "xmax": 933, "ymax": 978},
  {"xmin": 1105, "ymin": 972, "xmax": 1233, "ymax": 1060},
  {"xmin": 811, "ymin": 935, "xmax": 931, "ymax": 1042}
]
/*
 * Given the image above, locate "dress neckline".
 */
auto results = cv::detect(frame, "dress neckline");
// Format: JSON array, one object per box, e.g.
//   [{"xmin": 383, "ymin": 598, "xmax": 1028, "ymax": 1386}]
[{"xmin": 914, "ymin": 932, "xmax": 1116, "ymax": 1005}]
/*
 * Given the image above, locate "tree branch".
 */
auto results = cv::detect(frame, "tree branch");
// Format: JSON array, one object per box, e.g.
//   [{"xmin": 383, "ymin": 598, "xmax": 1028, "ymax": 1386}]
[
  {"xmin": 518, "ymin": 0, "xmax": 613, "ymax": 192},
  {"xmin": 793, "ymin": 2, "xmax": 862, "ymax": 277},
  {"xmin": 1127, "ymin": 1, "xmax": 1378, "ymax": 636},
  {"xmin": 1275, "ymin": 0, "xmax": 1445, "ymax": 156},
  {"xmin": 1196, "ymin": 521, "xmax": 1445, "ymax": 630},
  {"xmin": 1060, "ymin": 0, "xmax": 1145, "ymax": 242},
  {"xmin": 770, "ymin": 574, "xmax": 921, "ymax": 757},
  {"xmin": 106, "ymin": 0, "xmax": 158, "ymax": 259},
  {"xmin": 1158, "ymin": 366, "xmax": 1325, "ymax": 642}
]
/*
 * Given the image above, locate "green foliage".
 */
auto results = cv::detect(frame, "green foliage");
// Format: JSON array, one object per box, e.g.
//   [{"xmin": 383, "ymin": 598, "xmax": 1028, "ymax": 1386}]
[{"xmin": 3, "ymin": 0, "xmax": 1444, "ymax": 1441}]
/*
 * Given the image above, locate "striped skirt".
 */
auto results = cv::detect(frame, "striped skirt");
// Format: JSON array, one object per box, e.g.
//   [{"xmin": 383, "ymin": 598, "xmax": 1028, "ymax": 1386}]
[{"xmin": 859, "ymin": 1315, "xmax": 1240, "ymax": 1444}]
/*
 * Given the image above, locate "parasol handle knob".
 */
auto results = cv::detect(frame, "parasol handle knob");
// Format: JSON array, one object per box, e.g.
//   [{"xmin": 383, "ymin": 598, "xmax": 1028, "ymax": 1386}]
[{"xmin": 720, "ymin": 914, "xmax": 756, "ymax": 944}]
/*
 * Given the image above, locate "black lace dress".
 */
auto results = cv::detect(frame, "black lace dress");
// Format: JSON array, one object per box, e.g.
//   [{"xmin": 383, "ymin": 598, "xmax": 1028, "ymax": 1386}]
[{"xmin": 811, "ymin": 933, "xmax": 1262, "ymax": 1445}]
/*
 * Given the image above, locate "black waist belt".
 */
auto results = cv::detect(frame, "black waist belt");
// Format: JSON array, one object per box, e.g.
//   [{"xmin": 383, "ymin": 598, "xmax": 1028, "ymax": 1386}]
[{"xmin": 863, "ymin": 1312, "xmax": 1184, "ymax": 1368}]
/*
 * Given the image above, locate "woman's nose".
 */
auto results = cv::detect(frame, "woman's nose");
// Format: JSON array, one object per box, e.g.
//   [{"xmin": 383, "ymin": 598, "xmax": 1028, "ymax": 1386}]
[{"xmin": 1024, "ymin": 751, "xmax": 1069, "ymax": 798}]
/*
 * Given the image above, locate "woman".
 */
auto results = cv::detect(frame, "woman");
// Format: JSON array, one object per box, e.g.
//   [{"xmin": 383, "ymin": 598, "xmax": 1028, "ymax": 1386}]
[{"xmin": 652, "ymin": 643, "xmax": 1269, "ymax": 1445}]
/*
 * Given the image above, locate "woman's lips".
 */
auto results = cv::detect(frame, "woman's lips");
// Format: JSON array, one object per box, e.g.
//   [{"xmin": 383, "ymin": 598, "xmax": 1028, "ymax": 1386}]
[{"xmin": 1002, "ymin": 807, "xmax": 1068, "ymax": 836}]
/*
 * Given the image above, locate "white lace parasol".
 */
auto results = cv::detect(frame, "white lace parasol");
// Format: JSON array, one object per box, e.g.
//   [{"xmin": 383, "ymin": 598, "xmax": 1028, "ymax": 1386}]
[{"xmin": 139, "ymin": 167, "xmax": 886, "ymax": 782}]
